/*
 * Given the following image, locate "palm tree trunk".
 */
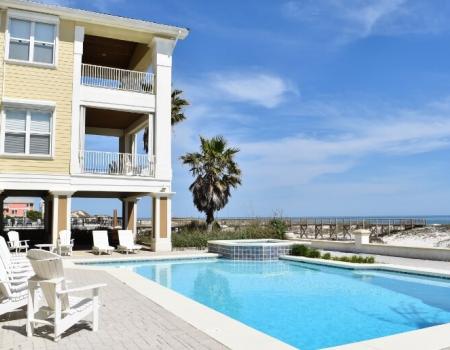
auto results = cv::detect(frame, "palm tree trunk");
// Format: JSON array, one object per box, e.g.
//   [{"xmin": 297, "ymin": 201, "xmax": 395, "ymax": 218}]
[{"xmin": 206, "ymin": 210, "xmax": 215, "ymax": 232}]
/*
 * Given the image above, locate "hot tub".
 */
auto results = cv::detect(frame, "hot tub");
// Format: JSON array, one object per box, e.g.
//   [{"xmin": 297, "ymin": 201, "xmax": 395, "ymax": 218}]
[{"xmin": 208, "ymin": 239, "xmax": 295, "ymax": 260}]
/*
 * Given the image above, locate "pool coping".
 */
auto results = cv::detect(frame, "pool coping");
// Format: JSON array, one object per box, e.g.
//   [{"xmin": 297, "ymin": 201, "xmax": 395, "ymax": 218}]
[
  {"xmin": 64, "ymin": 254, "xmax": 450, "ymax": 350},
  {"xmin": 208, "ymin": 239, "xmax": 294, "ymax": 247}
]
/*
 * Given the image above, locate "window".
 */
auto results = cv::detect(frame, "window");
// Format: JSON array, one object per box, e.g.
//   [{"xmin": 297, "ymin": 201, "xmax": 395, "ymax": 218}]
[
  {"xmin": 7, "ymin": 15, "xmax": 57, "ymax": 65},
  {"xmin": 2, "ymin": 108, "xmax": 53, "ymax": 156}
]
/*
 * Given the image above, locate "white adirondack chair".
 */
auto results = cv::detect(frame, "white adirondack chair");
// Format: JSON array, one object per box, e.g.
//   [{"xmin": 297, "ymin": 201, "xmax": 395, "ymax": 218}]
[
  {"xmin": 0, "ymin": 237, "xmax": 31, "ymax": 276},
  {"xmin": 0, "ymin": 264, "xmax": 29, "ymax": 317},
  {"xmin": 57, "ymin": 230, "xmax": 74, "ymax": 256},
  {"xmin": 117, "ymin": 230, "xmax": 142, "ymax": 254},
  {"xmin": 7, "ymin": 231, "xmax": 29, "ymax": 253},
  {"xmin": 26, "ymin": 249, "xmax": 106, "ymax": 341},
  {"xmin": 92, "ymin": 231, "xmax": 115, "ymax": 255}
]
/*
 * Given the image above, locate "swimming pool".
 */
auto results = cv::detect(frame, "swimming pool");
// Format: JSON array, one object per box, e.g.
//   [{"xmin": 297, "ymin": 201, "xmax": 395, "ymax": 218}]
[{"xmin": 92, "ymin": 258, "xmax": 450, "ymax": 349}]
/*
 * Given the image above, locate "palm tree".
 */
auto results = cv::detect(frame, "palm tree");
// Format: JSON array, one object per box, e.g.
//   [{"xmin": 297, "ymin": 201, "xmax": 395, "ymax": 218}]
[
  {"xmin": 143, "ymin": 89, "xmax": 189, "ymax": 152},
  {"xmin": 181, "ymin": 136, "xmax": 242, "ymax": 231},
  {"xmin": 171, "ymin": 89, "xmax": 189, "ymax": 125}
]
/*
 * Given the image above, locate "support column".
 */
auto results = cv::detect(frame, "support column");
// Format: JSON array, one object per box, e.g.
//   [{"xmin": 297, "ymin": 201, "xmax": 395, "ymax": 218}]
[
  {"xmin": 122, "ymin": 198, "xmax": 138, "ymax": 238},
  {"xmin": 151, "ymin": 193, "xmax": 173, "ymax": 252},
  {"xmin": 50, "ymin": 192, "xmax": 73, "ymax": 245},
  {"xmin": 0, "ymin": 190, "xmax": 4, "ymax": 235},
  {"xmin": 151, "ymin": 37, "xmax": 175, "ymax": 180},
  {"xmin": 44, "ymin": 195, "xmax": 52, "ymax": 243},
  {"xmin": 70, "ymin": 26, "xmax": 85, "ymax": 174}
]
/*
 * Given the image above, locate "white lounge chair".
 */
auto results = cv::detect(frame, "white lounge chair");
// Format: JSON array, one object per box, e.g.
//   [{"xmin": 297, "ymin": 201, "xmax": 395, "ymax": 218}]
[
  {"xmin": 26, "ymin": 249, "xmax": 106, "ymax": 341},
  {"xmin": 117, "ymin": 230, "xmax": 142, "ymax": 254},
  {"xmin": 92, "ymin": 231, "xmax": 115, "ymax": 255},
  {"xmin": 7, "ymin": 231, "xmax": 29, "ymax": 253},
  {"xmin": 0, "ymin": 237, "xmax": 31, "ymax": 275},
  {"xmin": 0, "ymin": 263, "xmax": 30, "ymax": 317},
  {"xmin": 57, "ymin": 230, "xmax": 74, "ymax": 256}
]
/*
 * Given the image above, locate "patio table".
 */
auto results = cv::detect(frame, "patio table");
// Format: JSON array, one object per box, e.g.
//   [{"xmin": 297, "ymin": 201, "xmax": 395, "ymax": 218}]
[{"xmin": 35, "ymin": 244, "xmax": 56, "ymax": 253}]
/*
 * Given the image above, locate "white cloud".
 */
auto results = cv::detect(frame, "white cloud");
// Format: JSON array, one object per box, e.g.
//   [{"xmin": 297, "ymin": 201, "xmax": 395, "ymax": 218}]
[
  {"xmin": 340, "ymin": 0, "xmax": 406, "ymax": 37},
  {"xmin": 36, "ymin": 0, "xmax": 74, "ymax": 6},
  {"xmin": 211, "ymin": 72, "xmax": 296, "ymax": 108},
  {"xmin": 181, "ymin": 71, "xmax": 297, "ymax": 109},
  {"xmin": 36, "ymin": 0, "xmax": 124, "ymax": 12},
  {"xmin": 281, "ymin": 0, "xmax": 450, "ymax": 44},
  {"xmin": 239, "ymin": 108, "xmax": 450, "ymax": 189}
]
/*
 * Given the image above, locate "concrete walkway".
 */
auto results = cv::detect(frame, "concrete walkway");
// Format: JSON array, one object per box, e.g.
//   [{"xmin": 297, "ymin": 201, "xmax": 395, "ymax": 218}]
[{"xmin": 0, "ymin": 268, "xmax": 228, "ymax": 350}]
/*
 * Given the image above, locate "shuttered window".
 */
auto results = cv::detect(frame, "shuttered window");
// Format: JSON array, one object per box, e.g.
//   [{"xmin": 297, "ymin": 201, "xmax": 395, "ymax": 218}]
[
  {"xmin": 8, "ymin": 17, "xmax": 56, "ymax": 65},
  {"xmin": 30, "ymin": 112, "xmax": 51, "ymax": 155},
  {"xmin": 2, "ymin": 108, "xmax": 53, "ymax": 156}
]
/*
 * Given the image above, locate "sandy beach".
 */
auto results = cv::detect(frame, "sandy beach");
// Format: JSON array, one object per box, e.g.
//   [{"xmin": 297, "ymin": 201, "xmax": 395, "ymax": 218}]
[{"xmin": 381, "ymin": 225, "xmax": 450, "ymax": 248}]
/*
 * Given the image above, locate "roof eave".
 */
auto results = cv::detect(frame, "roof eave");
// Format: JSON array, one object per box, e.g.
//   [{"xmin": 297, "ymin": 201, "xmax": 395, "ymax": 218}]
[{"xmin": 0, "ymin": 0, "xmax": 189, "ymax": 40}]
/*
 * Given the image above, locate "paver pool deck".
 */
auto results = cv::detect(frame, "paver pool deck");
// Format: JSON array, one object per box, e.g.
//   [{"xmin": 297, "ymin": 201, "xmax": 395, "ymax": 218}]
[
  {"xmin": 0, "ymin": 256, "xmax": 228, "ymax": 350},
  {"xmin": 1, "ymin": 248, "xmax": 449, "ymax": 350}
]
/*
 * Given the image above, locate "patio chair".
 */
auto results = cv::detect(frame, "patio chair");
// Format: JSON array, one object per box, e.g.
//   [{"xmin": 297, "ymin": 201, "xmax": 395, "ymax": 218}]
[
  {"xmin": 0, "ymin": 236, "xmax": 31, "ymax": 274},
  {"xmin": 0, "ymin": 265, "xmax": 30, "ymax": 317},
  {"xmin": 117, "ymin": 230, "xmax": 142, "ymax": 254},
  {"xmin": 92, "ymin": 231, "xmax": 115, "ymax": 255},
  {"xmin": 7, "ymin": 231, "xmax": 29, "ymax": 253},
  {"xmin": 26, "ymin": 249, "xmax": 106, "ymax": 341},
  {"xmin": 57, "ymin": 230, "xmax": 74, "ymax": 256}
]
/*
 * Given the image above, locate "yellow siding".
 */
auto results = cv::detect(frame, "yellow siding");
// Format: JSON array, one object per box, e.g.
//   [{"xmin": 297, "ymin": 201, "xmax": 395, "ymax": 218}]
[{"xmin": 0, "ymin": 15, "xmax": 74, "ymax": 175}]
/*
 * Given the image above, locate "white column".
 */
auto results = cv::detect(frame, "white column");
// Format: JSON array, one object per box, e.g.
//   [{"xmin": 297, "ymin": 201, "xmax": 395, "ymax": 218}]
[
  {"xmin": 151, "ymin": 37, "xmax": 175, "ymax": 180},
  {"xmin": 66, "ymin": 194, "xmax": 72, "ymax": 232},
  {"xmin": 79, "ymin": 106, "xmax": 86, "ymax": 152},
  {"xmin": 0, "ymin": 190, "xmax": 4, "ymax": 235},
  {"xmin": 147, "ymin": 113, "xmax": 155, "ymax": 175},
  {"xmin": 70, "ymin": 26, "xmax": 85, "ymax": 175},
  {"xmin": 51, "ymin": 195, "xmax": 59, "ymax": 245}
]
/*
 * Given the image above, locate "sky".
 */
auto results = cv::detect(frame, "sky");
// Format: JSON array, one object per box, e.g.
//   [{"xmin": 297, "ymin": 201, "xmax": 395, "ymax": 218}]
[{"xmin": 38, "ymin": 0, "xmax": 450, "ymax": 218}]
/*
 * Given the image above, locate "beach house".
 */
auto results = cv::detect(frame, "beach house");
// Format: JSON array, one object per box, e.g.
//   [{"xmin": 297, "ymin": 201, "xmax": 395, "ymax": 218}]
[
  {"xmin": 3, "ymin": 197, "xmax": 34, "ymax": 217},
  {"xmin": 0, "ymin": 0, "xmax": 188, "ymax": 251}
]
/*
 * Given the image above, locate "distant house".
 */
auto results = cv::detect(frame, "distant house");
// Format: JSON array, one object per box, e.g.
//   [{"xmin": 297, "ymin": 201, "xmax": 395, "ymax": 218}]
[{"xmin": 3, "ymin": 198, "xmax": 34, "ymax": 217}]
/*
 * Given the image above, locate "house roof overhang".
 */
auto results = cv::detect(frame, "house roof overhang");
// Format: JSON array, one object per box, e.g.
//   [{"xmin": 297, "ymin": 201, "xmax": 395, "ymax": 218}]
[{"xmin": 0, "ymin": 0, "xmax": 189, "ymax": 40}]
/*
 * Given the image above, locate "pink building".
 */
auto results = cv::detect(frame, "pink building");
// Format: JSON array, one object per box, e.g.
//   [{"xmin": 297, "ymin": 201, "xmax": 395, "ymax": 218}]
[{"xmin": 3, "ymin": 198, "xmax": 34, "ymax": 218}]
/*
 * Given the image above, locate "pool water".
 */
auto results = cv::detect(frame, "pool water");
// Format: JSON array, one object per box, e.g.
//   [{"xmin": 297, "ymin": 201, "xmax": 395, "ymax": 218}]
[{"xmin": 98, "ymin": 259, "xmax": 450, "ymax": 349}]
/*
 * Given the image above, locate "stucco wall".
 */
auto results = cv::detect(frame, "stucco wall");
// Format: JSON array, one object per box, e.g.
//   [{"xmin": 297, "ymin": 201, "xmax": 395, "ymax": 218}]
[{"xmin": 294, "ymin": 239, "xmax": 450, "ymax": 261}]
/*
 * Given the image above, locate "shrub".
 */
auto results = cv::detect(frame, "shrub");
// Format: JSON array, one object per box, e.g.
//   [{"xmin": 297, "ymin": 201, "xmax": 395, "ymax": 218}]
[
  {"xmin": 269, "ymin": 218, "xmax": 288, "ymax": 236},
  {"xmin": 307, "ymin": 249, "xmax": 321, "ymax": 258},
  {"xmin": 366, "ymin": 256, "xmax": 375, "ymax": 263},
  {"xmin": 322, "ymin": 252, "xmax": 331, "ymax": 260},
  {"xmin": 350, "ymin": 255, "xmax": 360, "ymax": 263},
  {"xmin": 291, "ymin": 244, "xmax": 310, "ymax": 256},
  {"xmin": 171, "ymin": 224, "xmax": 283, "ymax": 249}
]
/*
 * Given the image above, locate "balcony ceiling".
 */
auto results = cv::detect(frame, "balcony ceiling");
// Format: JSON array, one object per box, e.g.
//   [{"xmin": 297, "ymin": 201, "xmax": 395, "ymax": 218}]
[
  {"xmin": 82, "ymin": 35, "xmax": 138, "ymax": 69},
  {"xmin": 86, "ymin": 108, "xmax": 144, "ymax": 129}
]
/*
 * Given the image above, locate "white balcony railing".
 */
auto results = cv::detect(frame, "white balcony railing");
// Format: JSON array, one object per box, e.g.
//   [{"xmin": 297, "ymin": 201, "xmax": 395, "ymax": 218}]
[
  {"xmin": 79, "ymin": 150, "xmax": 155, "ymax": 177},
  {"xmin": 81, "ymin": 64, "xmax": 154, "ymax": 94}
]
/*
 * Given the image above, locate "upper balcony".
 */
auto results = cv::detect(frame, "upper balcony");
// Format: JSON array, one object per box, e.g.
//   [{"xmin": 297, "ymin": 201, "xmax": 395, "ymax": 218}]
[
  {"xmin": 78, "ymin": 35, "xmax": 155, "ymax": 112},
  {"xmin": 73, "ymin": 107, "xmax": 154, "ymax": 178},
  {"xmin": 81, "ymin": 64, "xmax": 154, "ymax": 94}
]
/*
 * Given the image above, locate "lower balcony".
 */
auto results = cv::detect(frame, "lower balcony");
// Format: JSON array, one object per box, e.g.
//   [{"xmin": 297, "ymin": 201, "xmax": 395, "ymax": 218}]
[{"xmin": 79, "ymin": 150, "xmax": 155, "ymax": 177}]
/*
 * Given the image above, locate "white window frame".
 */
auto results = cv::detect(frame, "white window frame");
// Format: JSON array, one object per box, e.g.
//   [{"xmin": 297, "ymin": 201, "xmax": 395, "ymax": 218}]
[
  {"xmin": 5, "ymin": 9, "xmax": 59, "ymax": 68},
  {"xmin": 0, "ymin": 98, "xmax": 56, "ymax": 159}
]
